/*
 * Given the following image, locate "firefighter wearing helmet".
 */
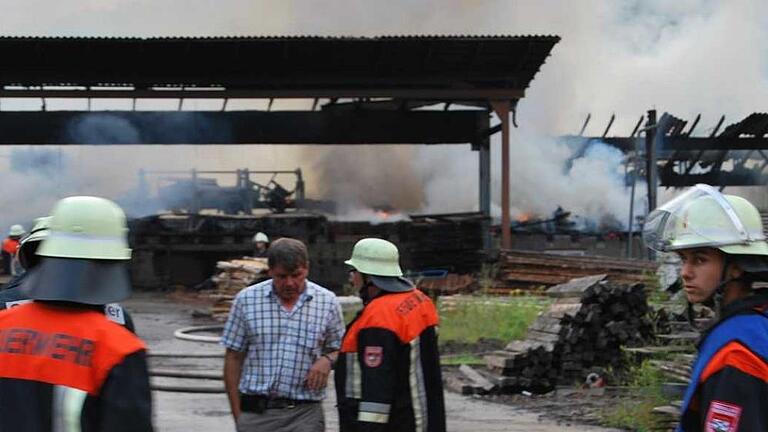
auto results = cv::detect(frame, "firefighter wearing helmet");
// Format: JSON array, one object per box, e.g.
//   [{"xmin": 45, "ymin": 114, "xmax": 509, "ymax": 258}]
[
  {"xmin": 2, "ymin": 224, "xmax": 25, "ymax": 275},
  {"xmin": 335, "ymin": 238, "xmax": 446, "ymax": 432},
  {"xmin": 643, "ymin": 184, "xmax": 768, "ymax": 431},
  {"xmin": 0, "ymin": 196, "xmax": 153, "ymax": 431},
  {"xmin": 252, "ymin": 231, "xmax": 270, "ymax": 258}
]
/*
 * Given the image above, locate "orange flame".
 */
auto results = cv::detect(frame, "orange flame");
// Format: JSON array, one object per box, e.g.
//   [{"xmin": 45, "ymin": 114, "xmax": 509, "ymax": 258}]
[{"xmin": 516, "ymin": 212, "xmax": 534, "ymax": 223}]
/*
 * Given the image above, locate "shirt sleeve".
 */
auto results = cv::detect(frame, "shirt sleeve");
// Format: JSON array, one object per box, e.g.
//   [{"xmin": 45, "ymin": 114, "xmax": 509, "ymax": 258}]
[
  {"xmin": 698, "ymin": 365, "xmax": 768, "ymax": 431},
  {"xmin": 323, "ymin": 297, "xmax": 345, "ymax": 353},
  {"xmin": 220, "ymin": 293, "xmax": 248, "ymax": 352}
]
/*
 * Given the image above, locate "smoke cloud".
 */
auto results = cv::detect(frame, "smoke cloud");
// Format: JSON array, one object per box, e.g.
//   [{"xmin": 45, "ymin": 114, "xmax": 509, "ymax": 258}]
[{"xmin": 0, "ymin": 0, "xmax": 765, "ymax": 229}]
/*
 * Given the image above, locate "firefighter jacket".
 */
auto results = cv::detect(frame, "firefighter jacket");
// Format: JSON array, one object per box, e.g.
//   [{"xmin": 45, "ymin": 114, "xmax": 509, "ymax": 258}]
[
  {"xmin": 0, "ymin": 302, "xmax": 153, "ymax": 431},
  {"xmin": 678, "ymin": 291, "xmax": 768, "ymax": 432},
  {"xmin": 1, "ymin": 238, "xmax": 19, "ymax": 255},
  {"xmin": 335, "ymin": 289, "xmax": 446, "ymax": 432}
]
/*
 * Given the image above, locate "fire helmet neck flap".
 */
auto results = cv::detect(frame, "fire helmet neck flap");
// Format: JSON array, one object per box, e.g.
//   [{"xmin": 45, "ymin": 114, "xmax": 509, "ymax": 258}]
[
  {"xmin": 17, "ymin": 216, "xmax": 51, "ymax": 270},
  {"xmin": 345, "ymin": 238, "xmax": 414, "ymax": 293},
  {"xmin": 21, "ymin": 196, "xmax": 133, "ymax": 305}
]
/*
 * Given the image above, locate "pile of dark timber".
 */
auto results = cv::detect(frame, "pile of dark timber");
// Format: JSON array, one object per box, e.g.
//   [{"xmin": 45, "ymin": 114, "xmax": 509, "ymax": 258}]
[
  {"xmin": 496, "ymin": 250, "xmax": 658, "ymax": 289},
  {"xmin": 204, "ymin": 257, "xmax": 269, "ymax": 321},
  {"xmin": 483, "ymin": 274, "xmax": 654, "ymax": 393}
]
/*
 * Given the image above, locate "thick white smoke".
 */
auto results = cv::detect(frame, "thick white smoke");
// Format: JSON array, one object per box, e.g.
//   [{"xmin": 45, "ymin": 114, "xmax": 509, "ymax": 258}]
[{"xmin": 0, "ymin": 0, "xmax": 766, "ymax": 229}]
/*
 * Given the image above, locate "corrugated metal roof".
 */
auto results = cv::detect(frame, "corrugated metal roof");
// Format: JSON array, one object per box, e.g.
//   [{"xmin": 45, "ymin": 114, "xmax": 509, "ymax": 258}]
[{"xmin": 0, "ymin": 35, "xmax": 560, "ymax": 100}]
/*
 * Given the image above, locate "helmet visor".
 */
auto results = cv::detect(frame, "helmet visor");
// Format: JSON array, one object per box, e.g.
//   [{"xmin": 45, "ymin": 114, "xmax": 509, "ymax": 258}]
[{"xmin": 643, "ymin": 184, "xmax": 761, "ymax": 252}]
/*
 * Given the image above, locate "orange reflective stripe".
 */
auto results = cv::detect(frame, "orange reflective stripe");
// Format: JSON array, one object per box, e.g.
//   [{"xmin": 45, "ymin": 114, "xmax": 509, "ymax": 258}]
[
  {"xmin": 0, "ymin": 302, "xmax": 145, "ymax": 395},
  {"xmin": 341, "ymin": 290, "xmax": 439, "ymax": 352},
  {"xmin": 701, "ymin": 341, "xmax": 768, "ymax": 383}
]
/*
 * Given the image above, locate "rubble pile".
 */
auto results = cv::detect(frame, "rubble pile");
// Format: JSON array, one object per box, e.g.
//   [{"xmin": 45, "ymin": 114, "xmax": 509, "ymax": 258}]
[
  {"xmin": 207, "ymin": 257, "xmax": 269, "ymax": 321},
  {"xmin": 484, "ymin": 274, "xmax": 654, "ymax": 393},
  {"xmin": 496, "ymin": 250, "xmax": 658, "ymax": 289}
]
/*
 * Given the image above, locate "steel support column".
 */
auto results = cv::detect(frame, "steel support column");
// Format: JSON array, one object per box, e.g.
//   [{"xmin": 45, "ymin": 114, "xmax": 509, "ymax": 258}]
[{"xmin": 645, "ymin": 109, "xmax": 658, "ymax": 212}]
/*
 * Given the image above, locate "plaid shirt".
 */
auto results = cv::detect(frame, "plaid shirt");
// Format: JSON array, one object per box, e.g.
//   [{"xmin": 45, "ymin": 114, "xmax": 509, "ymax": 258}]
[{"xmin": 221, "ymin": 279, "xmax": 345, "ymax": 401}]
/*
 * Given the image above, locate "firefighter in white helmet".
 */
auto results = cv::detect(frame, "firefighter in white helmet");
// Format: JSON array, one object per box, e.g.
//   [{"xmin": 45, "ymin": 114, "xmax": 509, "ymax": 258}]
[
  {"xmin": 253, "ymin": 232, "xmax": 270, "ymax": 258},
  {"xmin": 643, "ymin": 184, "xmax": 768, "ymax": 431},
  {"xmin": 0, "ymin": 196, "xmax": 153, "ymax": 431},
  {"xmin": 1, "ymin": 224, "xmax": 25, "ymax": 275},
  {"xmin": 335, "ymin": 238, "xmax": 446, "ymax": 432}
]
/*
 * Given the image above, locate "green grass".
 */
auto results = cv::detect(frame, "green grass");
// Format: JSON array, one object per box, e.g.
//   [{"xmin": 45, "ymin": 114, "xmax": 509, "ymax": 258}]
[
  {"xmin": 437, "ymin": 296, "xmax": 551, "ymax": 346},
  {"xmin": 601, "ymin": 360, "xmax": 671, "ymax": 432},
  {"xmin": 440, "ymin": 354, "xmax": 485, "ymax": 366}
]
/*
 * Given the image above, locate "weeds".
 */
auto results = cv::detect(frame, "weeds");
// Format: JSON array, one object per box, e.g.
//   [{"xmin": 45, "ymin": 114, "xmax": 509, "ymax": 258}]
[
  {"xmin": 602, "ymin": 360, "xmax": 671, "ymax": 432},
  {"xmin": 437, "ymin": 295, "xmax": 550, "ymax": 346}
]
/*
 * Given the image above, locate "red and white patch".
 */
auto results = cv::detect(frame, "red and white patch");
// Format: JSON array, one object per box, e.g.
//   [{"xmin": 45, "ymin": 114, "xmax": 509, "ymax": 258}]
[
  {"xmin": 364, "ymin": 346, "xmax": 383, "ymax": 368},
  {"xmin": 705, "ymin": 400, "xmax": 742, "ymax": 432}
]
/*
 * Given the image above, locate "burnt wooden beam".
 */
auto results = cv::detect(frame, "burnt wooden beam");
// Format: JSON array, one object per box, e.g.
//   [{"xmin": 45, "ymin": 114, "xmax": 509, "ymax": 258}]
[{"xmin": 0, "ymin": 109, "xmax": 487, "ymax": 145}]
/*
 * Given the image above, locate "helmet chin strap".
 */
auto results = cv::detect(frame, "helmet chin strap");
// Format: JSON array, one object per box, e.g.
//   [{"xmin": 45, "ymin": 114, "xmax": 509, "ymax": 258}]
[
  {"xmin": 687, "ymin": 255, "xmax": 735, "ymax": 331},
  {"xmin": 359, "ymin": 275, "xmax": 376, "ymax": 305}
]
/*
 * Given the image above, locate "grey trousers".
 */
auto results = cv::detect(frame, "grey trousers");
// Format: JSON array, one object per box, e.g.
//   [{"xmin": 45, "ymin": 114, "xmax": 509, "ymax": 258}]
[{"xmin": 236, "ymin": 402, "xmax": 324, "ymax": 432}]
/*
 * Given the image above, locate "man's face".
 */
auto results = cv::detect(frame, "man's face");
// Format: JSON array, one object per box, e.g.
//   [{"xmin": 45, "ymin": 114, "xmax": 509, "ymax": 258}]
[
  {"xmin": 350, "ymin": 270, "xmax": 364, "ymax": 290},
  {"xmin": 255, "ymin": 241, "xmax": 267, "ymax": 251},
  {"xmin": 270, "ymin": 264, "xmax": 308, "ymax": 302},
  {"xmin": 677, "ymin": 248, "xmax": 725, "ymax": 303}
]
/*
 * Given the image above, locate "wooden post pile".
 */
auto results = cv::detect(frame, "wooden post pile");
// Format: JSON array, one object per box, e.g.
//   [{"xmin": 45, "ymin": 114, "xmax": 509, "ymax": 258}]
[
  {"xmin": 495, "ymin": 250, "xmax": 658, "ymax": 290},
  {"xmin": 207, "ymin": 257, "xmax": 269, "ymax": 321},
  {"xmin": 484, "ymin": 274, "xmax": 655, "ymax": 393}
]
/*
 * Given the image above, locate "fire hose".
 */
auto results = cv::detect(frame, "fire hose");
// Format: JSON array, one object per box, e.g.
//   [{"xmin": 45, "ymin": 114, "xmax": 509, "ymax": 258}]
[
  {"xmin": 148, "ymin": 325, "xmax": 227, "ymax": 393},
  {"xmin": 173, "ymin": 324, "xmax": 223, "ymax": 343}
]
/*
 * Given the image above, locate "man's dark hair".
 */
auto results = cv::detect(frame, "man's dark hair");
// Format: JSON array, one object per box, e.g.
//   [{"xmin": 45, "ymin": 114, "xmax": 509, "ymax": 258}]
[{"xmin": 267, "ymin": 238, "xmax": 309, "ymax": 271}]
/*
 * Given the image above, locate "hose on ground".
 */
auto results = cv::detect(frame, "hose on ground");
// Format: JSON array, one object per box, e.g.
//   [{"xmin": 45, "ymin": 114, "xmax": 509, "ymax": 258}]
[
  {"xmin": 173, "ymin": 325, "xmax": 224, "ymax": 343},
  {"xmin": 149, "ymin": 368, "xmax": 222, "ymax": 380},
  {"xmin": 150, "ymin": 383, "xmax": 225, "ymax": 393}
]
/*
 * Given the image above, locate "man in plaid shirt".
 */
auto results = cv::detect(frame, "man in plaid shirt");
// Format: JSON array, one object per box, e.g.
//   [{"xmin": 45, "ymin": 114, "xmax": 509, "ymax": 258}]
[{"xmin": 222, "ymin": 237, "xmax": 345, "ymax": 432}]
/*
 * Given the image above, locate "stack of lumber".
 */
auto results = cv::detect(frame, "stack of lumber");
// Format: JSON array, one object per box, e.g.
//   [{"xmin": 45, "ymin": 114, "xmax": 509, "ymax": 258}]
[
  {"xmin": 207, "ymin": 257, "xmax": 269, "ymax": 321},
  {"xmin": 484, "ymin": 274, "xmax": 654, "ymax": 393},
  {"xmin": 496, "ymin": 250, "xmax": 658, "ymax": 289}
]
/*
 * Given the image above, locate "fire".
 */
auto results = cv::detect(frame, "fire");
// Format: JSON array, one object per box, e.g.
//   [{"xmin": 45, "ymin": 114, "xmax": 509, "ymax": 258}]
[
  {"xmin": 516, "ymin": 212, "xmax": 534, "ymax": 223},
  {"xmin": 376, "ymin": 209, "xmax": 391, "ymax": 219}
]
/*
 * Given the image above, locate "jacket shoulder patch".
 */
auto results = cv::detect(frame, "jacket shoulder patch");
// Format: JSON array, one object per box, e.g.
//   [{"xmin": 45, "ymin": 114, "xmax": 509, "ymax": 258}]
[
  {"xmin": 705, "ymin": 400, "xmax": 742, "ymax": 432},
  {"xmin": 364, "ymin": 346, "xmax": 383, "ymax": 368}
]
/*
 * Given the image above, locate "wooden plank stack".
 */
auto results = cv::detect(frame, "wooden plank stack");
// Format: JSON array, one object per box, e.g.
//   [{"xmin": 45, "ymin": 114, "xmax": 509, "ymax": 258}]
[
  {"xmin": 207, "ymin": 257, "xmax": 269, "ymax": 320},
  {"xmin": 496, "ymin": 250, "xmax": 658, "ymax": 289},
  {"xmin": 484, "ymin": 274, "xmax": 655, "ymax": 393}
]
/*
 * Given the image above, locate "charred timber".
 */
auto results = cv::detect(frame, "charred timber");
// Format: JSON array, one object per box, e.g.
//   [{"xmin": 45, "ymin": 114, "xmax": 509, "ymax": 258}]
[{"xmin": 0, "ymin": 110, "xmax": 487, "ymax": 145}]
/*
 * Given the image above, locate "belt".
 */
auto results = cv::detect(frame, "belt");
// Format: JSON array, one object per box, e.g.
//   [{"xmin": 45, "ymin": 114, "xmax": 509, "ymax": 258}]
[{"xmin": 240, "ymin": 394, "xmax": 319, "ymax": 412}]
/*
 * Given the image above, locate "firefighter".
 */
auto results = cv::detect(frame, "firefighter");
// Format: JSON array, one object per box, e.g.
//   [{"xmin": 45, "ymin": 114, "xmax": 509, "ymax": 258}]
[
  {"xmin": 1, "ymin": 224, "xmax": 25, "ymax": 275},
  {"xmin": 0, "ymin": 216, "xmax": 136, "ymax": 330},
  {"xmin": 643, "ymin": 184, "xmax": 768, "ymax": 431},
  {"xmin": 335, "ymin": 238, "xmax": 446, "ymax": 432},
  {"xmin": 0, "ymin": 196, "xmax": 153, "ymax": 431},
  {"xmin": 253, "ymin": 231, "xmax": 270, "ymax": 257}
]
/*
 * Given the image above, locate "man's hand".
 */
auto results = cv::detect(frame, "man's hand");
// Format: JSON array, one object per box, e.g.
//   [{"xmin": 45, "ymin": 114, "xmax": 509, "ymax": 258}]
[
  {"xmin": 305, "ymin": 356, "xmax": 333, "ymax": 391},
  {"xmin": 224, "ymin": 349, "xmax": 245, "ymax": 422}
]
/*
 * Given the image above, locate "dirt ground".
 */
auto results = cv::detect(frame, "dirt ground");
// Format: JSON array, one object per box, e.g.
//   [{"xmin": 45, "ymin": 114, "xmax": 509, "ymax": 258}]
[{"xmin": 125, "ymin": 291, "xmax": 622, "ymax": 432}]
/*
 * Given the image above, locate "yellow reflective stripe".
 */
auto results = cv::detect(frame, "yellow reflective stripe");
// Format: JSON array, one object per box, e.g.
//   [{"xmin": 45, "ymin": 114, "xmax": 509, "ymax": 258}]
[
  {"xmin": 409, "ymin": 337, "xmax": 428, "ymax": 432},
  {"xmin": 359, "ymin": 411, "xmax": 390, "ymax": 424},
  {"xmin": 53, "ymin": 385, "xmax": 87, "ymax": 432}
]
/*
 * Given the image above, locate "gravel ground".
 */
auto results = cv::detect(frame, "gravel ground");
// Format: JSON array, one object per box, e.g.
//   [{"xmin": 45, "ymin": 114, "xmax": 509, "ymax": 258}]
[{"xmin": 125, "ymin": 291, "xmax": 622, "ymax": 432}]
